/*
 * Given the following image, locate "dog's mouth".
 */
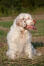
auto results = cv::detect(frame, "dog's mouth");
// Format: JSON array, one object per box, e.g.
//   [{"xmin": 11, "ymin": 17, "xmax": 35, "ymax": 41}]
[
  {"xmin": 26, "ymin": 25, "xmax": 36, "ymax": 30},
  {"xmin": 25, "ymin": 20, "xmax": 37, "ymax": 30}
]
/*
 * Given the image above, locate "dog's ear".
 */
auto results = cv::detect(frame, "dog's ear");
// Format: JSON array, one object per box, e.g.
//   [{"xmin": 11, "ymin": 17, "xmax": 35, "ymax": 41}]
[
  {"xmin": 16, "ymin": 19, "xmax": 22, "ymax": 26},
  {"xmin": 16, "ymin": 19, "xmax": 26, "ymax": 27}
]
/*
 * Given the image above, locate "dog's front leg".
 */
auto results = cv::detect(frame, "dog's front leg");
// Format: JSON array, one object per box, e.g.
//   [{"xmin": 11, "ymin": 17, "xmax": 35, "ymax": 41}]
[
  {"xmin": 6, "ymin": 43, "xmax": 17, "ymax": 60},
  {"xmin": 25, "ymin": 43, "xmax": 35, "ymax": 59}
]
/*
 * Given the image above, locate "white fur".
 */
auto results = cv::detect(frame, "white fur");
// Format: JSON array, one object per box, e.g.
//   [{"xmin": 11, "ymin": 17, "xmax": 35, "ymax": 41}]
[{"xmin": 6, "ymin": 13, "xmax": 41, "ymax": 60}]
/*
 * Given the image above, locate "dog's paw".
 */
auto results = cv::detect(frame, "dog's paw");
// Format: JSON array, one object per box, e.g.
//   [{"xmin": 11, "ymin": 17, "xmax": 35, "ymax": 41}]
[{"xmin": 6, "ymin": 51, "xmax": 16, "ymax": 60}]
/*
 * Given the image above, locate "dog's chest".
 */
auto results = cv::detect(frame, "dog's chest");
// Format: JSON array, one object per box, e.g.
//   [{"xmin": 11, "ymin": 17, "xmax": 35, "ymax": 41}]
[{"xmin": 20, "ymin": 30, "xmax": 29, "ymax": 42}]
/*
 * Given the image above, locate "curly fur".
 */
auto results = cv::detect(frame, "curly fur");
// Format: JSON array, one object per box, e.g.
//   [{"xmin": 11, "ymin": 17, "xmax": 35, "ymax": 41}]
[{"xmin": 6, "ymin": 13, "xmax": 41, "ymax": 60}]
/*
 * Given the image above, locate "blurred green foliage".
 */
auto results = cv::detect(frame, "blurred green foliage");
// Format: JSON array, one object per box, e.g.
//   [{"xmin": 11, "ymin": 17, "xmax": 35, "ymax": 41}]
[{"xmin": 0, "ymin": 0, "xmax": 44, "ymax": 16}]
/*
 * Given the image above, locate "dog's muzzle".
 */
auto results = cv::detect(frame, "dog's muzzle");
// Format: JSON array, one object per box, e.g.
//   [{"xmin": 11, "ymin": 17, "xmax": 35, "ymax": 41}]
[{"xmin": 25, "ymin": 20, "xmax": 37, "ymax": 30}]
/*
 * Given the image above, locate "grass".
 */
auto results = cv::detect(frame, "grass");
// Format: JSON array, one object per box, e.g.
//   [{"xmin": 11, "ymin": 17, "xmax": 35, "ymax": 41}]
[
  {"xmin": 0, "ymin": 21, "xmax": 13, "ymax": 28},
  {"xmin": 0, "ymin": 42, "xmax": 44, "ymax": 66},
  {"xmin": 31, "ymin": 20, "xmax": 44, "ymax": 36},
  {"xmin": 0, "ymin": 30, "xmax": 7, "ymax": 43},
  {"xmin": 0, "ymin": 20, "xmax": 44, "ymax": 66}
]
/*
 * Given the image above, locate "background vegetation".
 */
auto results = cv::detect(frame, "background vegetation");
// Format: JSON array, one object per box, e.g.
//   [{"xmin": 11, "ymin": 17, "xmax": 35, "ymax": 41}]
[
  {"xmin": 0, "ymin": 0, "xmax": 44, "ymax": 66},
  {"xmin": 0, "ymin": 0, "xmax": 44, "ymax": 16}
]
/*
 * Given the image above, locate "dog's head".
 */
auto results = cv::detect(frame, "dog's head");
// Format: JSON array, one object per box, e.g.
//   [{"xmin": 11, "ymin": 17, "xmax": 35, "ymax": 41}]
[{"xmin": 16, "ymin": 13, "xmax": 36, "ymax": 30}]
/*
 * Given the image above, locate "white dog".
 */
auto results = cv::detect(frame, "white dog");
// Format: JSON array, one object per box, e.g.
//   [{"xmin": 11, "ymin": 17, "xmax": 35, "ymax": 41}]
[{"xmin": 6, "ymin": 13, "xmax": 41, "ymax": 60}]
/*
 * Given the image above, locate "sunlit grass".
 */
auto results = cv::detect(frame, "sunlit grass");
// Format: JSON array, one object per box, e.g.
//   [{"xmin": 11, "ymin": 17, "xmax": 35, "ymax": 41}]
[
  {"xmin": 31, "ymin": 20, "xmax": 44, "ymax": 36},
  {"xmin": 0, "ymin": 21, "xmax": 13, "ymax": 28},
  {"xmin": 0, "ymin": 43, "xmax": 44, "ymax": 66},
  {"xmin": 0, "ymin": 30, "xmax": 7, "ymax": 43}
]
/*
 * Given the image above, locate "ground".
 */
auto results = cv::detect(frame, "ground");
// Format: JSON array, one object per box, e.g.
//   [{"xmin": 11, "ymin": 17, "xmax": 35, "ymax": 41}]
[{"xmin": 0, "ymin": 19, "xmax": 44, "ymax": 66}]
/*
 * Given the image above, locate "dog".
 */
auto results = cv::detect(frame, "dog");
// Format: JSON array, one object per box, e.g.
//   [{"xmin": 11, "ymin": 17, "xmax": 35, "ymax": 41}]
[{"xmin": 6, "ymin": 13, "xmax": 41, "ymax": 60}]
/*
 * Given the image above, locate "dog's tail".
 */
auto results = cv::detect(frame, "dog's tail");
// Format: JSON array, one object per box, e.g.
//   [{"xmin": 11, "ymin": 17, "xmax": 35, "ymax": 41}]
[{"xmin": 33, "ymin": 48, "xmax": 42, "ymax": 56}]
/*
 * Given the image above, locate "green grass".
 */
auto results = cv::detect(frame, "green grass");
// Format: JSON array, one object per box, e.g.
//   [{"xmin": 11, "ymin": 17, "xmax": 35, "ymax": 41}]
[
  {"xmin": 0, "ymin": 30, "xmax": 7, "ymax": 43},
  {"xmin": 0, "ymin": 43, "xmax": 44, "ymax": 66},
  {"xmin": 31, "ymin": 20, "xmax": 44, "ymax": 36},
  {"xmin": 0, "ymin": 21, "xmax": 13, "ymax": 28}
]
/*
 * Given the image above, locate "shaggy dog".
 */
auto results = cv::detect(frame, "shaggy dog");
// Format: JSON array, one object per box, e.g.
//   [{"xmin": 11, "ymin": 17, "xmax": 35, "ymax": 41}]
[{"xmin": 6, "ymin": 13, "xmax": 41, "ymax": 60}]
